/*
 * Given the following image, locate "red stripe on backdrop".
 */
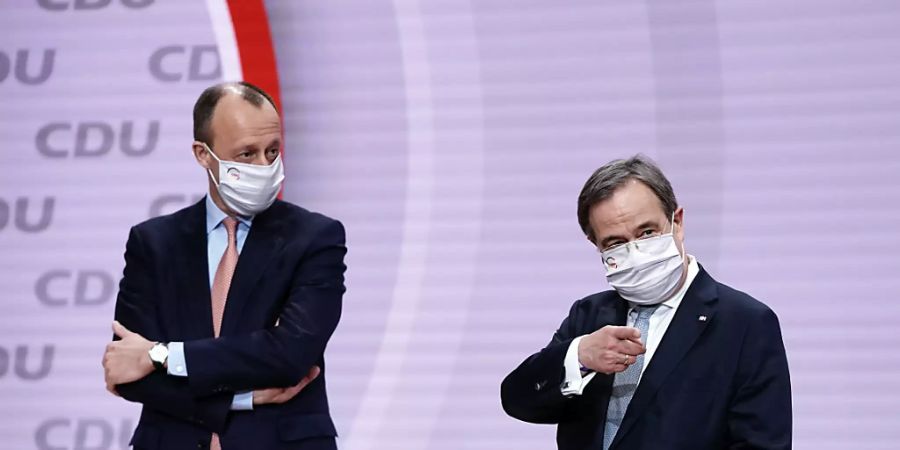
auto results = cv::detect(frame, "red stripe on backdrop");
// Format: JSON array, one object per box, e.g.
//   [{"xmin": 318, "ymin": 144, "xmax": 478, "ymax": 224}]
[
  {"xmin": 226, "ymin": 0, "xmax": 282, "ymax": 113},
  {"xmin": 226, "ymin": 0, "xmax": 285, "ymax": 198}
]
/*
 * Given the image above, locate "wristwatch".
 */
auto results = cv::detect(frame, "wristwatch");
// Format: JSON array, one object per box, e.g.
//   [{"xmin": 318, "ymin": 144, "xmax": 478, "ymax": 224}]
[{"xmin": 148, "ymin": 342, "xmax": 169, "ymax": 371}]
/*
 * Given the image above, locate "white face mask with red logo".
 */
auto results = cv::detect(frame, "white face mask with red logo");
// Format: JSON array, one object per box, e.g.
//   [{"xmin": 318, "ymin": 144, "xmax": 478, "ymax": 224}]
[
  {"xmin": 599, "ymin": 215, "xmax": 684, "ymax": 305},
  {"xmin": 202, "ymin": 142, "xmax": 284, "ymax": 217}
]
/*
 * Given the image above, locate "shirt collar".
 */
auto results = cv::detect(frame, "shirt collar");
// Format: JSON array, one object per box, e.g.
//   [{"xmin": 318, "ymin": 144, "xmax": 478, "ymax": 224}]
[
  {"xmin": 205, "ymin": 195, "xmax": 253, "ymax": 234},
  {"xmin": 629, "ymin": 254, "xmax": 700, "ymax": 312}
]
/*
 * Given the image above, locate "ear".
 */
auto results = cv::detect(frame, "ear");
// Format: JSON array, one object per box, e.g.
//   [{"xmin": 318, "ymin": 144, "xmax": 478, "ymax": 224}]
[
  {"xmin": 673, "ymin": 207, "xmax": 685, "ymax": 243},
  {"xmin": 192, "ymin": 141, "xmax": 213, "ymax": 170}
]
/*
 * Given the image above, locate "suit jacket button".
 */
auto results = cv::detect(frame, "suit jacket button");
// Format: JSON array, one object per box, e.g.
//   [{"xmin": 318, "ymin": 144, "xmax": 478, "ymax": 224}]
[{"xmin": 534, "ymin": 382, "xmax": 542, "ymax": 391}]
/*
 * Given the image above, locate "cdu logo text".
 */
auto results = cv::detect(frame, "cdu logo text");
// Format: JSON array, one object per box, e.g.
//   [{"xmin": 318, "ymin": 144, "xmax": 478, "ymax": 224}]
[
  {"xmin": 37, "ymin": 0, "xmax": 153, "ymax": 11},
  {"xmin": 35, "ymin": 418, "xmax": 134, "ymax": 450},
  {"xmin": 0, "ymin": 197, "xmax": 55, "ymax": 233},
  {"xmin": 149, "ymin": 45, "xmax": 220, "ymax": 82},
  {"xmin": 0, "ymin": 49, "xmax": 55, "ymax": 85},
  {"xmin": 0, "ymin": 345, "xmax": 54, "ymax": 381},
  {"xmin": 36, "ymin": 121, "xmax": 160, "ymax": 158},
  {"xmin": 35, "ymin": 270, "xmax": 117, "ymax": 307}
]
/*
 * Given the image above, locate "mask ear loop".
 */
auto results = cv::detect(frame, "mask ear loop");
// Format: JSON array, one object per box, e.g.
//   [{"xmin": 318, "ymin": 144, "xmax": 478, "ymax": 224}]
[
  {"xmin": 671, "ymin": 210, "xmax": 687, "ymax": 262},
  {"xmin": 201, "ymin": 142, "xmax": 222, "ymax": 187}
]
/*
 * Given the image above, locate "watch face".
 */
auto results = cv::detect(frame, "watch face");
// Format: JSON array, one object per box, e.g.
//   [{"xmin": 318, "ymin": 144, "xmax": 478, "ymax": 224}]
[{"xmin": 149, "ymin": 344, "xmax": 167, "ymax": 362}]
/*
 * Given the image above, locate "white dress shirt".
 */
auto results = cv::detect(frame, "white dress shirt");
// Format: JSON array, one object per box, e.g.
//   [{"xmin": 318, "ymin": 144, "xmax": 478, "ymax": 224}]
[{"xmin": 561, "ymin": 255, "xmax": 700, "ymax": 396}]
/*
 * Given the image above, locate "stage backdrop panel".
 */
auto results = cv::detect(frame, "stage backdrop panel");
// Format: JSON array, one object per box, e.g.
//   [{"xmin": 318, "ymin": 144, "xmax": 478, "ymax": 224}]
[{"xmin": 2, "ymin": 1, "xmax": 900, "ymax": 449}]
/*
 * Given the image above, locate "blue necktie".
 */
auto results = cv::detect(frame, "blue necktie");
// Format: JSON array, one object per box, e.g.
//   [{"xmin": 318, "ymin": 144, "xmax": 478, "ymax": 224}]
[{"xmin": 603, "ymin": 305, "xmax": 659, "ymax": 450}]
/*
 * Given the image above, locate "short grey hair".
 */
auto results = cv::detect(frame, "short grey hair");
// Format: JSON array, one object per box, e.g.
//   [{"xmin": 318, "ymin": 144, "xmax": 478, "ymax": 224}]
[{"xmin": 577, "ymin": 154, "xmax": 678, "ymax": 243}]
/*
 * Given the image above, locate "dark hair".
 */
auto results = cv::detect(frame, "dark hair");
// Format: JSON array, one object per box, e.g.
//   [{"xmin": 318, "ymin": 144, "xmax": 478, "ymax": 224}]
[
  {"xmin": 577, "ymin": 154, "xmax": 678, "ymax": 243},
  {"xmin": 192, "ymin": 81, "xmax": 278, "ymax": 145}
]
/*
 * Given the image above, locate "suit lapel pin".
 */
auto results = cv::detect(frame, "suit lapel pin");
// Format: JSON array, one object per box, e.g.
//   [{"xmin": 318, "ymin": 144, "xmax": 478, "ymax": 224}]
[{"xmin": 698, "ymin": 315, "xmax": 707, "ymax": 322}]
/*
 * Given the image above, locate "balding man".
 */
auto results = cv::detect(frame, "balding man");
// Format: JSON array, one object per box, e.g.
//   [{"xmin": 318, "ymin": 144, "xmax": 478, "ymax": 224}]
[{"xmin": 102, "ymin": 82, "xmax": 346, "ymax": 450}]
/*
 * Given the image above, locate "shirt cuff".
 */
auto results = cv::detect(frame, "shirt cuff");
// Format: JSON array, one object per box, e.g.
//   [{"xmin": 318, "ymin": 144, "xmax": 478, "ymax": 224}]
[
  {"xmin": 561, "ymin": 335, "xmax": 596, "ymax": 396},
  {"xmin": 231, "ymin": 391, "xmax": 254, "ymax": 411},
  {"xmin": 166, "ymin": 342, "xmax": 188, "ymax": 377}
]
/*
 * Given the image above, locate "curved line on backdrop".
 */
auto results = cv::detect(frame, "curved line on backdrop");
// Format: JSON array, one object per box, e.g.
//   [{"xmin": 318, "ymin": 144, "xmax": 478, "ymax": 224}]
[
  {"xmin": 205, "ymin": 0, "xmax": 242, "ymax": 81},
  {"xmin": 205, "ymin": 0, "xmax": 284, "ymax": 195},
  {"xmin": 343, "ymin": 0, "xmax": 436, "ymax": 448},
  {"xmin": 344, "ymin": 1, "xmax": 486, "ymax": 448},
  {"xmin": 225, "ymin": 0, "xmax": 284, "ymax": 113}
]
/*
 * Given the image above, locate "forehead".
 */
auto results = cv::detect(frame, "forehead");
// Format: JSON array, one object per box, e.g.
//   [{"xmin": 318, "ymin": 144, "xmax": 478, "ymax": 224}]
[
  {"xmin": 589, "ymin": 179, "xmax": 666, "ymax": 235},
  {"xmin": 209, "ymin": 93, "xmax": 281, "ymax": 147}
]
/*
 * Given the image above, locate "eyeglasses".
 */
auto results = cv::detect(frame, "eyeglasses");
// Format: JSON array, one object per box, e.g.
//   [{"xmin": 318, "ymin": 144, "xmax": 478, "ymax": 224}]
[{"xmin": 597, "ymin": 215, "xmax": 677, "ymax": 253}]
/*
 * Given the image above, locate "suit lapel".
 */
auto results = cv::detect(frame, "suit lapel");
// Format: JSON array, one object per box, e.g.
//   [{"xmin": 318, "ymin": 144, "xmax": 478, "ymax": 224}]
[
  {"xmin": 610, "ymin": 268, "xmax": 719, "ymax": 450},
  {"xmin": 219, "ymin": 201, "xmax": 286, "ymax": 336},
  {"xmin": 176, "ymin": 199, "xmax": 215, "ymax": 340}
]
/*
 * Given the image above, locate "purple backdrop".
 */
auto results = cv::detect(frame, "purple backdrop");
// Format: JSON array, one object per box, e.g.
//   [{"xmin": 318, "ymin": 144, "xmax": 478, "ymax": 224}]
[{"xmin": 2, "ymin": 1, "xmax": 900, "ymax": 449}]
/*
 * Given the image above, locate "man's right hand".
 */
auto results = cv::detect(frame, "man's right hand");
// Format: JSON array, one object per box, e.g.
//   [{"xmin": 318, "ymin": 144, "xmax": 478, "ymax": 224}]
[
  {"xmin": 253, "ymin": 365, "xmax": 321, "ymax": 405},
  {"xmin": 577, "ymin": 326, "xmax": 646, "ymax": 374}
]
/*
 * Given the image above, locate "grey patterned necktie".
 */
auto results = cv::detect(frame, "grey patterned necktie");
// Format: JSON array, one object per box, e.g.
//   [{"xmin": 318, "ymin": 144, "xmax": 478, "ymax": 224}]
[{"xmin": 603, "ymin": 305, "xmax": 659, "ymax": 450}]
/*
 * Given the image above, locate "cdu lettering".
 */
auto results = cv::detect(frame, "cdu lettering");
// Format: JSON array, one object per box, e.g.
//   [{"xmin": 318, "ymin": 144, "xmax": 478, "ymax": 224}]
[
  {"xmin": 0, "ymin": 345, "xmax": 54, "ymax": 381},
  {"xmin": 35, "ymin": 417, "xmax": 133, "ymax": 450},
  {"xmin": 35, "ymin": 270, "xmax": 115, "ymax": 307},
  {"xmin": 0, "ymin": 49, "xmax": 56, "ymax": 85},
  {"xmin": 148, "ymin": 45, "xmax": 220, "ymax": 82},
  {"xmin": 37, "ymin": 0, "xmax": 153, "ymax": 11},
  {"xmin": 0, "ymin": 197, "xmax": 55, "ymax": 233},
  {"xmin": 36, "ymin": 121, "xmax": 159, "ymax": 158}
]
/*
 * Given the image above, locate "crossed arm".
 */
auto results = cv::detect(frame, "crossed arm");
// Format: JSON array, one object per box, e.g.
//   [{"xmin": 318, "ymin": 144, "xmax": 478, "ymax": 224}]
[{"xmin": 102, "ymin": 221, "xmax": 346, "ymax": 433}]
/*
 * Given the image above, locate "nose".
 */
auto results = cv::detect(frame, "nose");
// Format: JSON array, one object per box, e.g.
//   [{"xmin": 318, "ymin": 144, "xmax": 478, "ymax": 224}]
[{"xmin": 251, "ymin": 152, "xmax": 270, "ymax": 166}]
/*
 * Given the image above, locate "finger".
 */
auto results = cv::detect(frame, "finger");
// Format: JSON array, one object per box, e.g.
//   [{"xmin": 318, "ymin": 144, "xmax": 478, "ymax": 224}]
[
  {"xmin": 615, "ymin": 339, "xmax": 646, "ymax": 356},
  {"xmin": 253, "ymin": 389, "xmax": 276, "ymax": 405},
  {"xmin": 611, "ymin": 351, "xmax": 631, "ymax": 367},
  {"xmin": 626, "ymin": 336, "xmax": 645, "ymax": 347},
  {"xmin": 602, "ymin": 351, "xmax": 623, "ymax": 368},
  {"xmin": 275, "ymin": 385, "xmax": 303, "ymax": 403},
  {"xmin": 600, "ymin": 354, "xmax": 629, "ymax": 373},
  {"xmin": 112, "ymin": 321, "xmax": 133, "ymax": 338},
  {"xmin": 607, "ymin": 326, "xmax": 641, "ymax": 340},
  {"xmin": 287, "ymin": 381, "xmax": 306, "ymax": 395},
  {"xmin": 305, "ymin": 365, "xmax": 321, "ymax": 383}
]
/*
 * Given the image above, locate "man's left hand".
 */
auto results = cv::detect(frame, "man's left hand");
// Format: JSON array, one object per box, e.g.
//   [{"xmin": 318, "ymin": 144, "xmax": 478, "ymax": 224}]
[{"xmin": 103, "ymin": 321, "xmax": 154, "ymax": 388}]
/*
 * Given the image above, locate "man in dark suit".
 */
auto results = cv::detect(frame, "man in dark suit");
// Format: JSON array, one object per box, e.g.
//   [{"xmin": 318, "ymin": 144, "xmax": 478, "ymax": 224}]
[
  {"xmin": 501, "ymin": 155, "xmax": 791, "ymax": 450},
  {"xmin": 101, "ymin": 82, "xmax": 346, "ymax": 450}
]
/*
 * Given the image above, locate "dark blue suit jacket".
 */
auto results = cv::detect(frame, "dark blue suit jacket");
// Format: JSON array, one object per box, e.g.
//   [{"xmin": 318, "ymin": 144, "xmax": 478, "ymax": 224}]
[
  {"xmin": 501, "ymin": 267, "xmax": 791, "ymax": 450},
  {"xmin": 113, "ymin": 199, "xmax": 346, "ymax": 450}
]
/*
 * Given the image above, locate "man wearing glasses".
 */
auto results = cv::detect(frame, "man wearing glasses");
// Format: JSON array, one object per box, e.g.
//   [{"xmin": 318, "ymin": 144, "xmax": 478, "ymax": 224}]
[{"xmin": 501, "ymin": 155, "xmax": 791, "ymax": 450}]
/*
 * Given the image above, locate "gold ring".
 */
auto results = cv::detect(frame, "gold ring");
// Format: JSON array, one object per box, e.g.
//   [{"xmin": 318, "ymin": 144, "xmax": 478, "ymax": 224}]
[{"xmin": 622, "ymin": 355, "xmax": 629, "ymax": 365}]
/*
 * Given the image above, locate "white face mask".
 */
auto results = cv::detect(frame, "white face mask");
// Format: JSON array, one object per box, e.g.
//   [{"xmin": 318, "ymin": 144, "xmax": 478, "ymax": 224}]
[
  {"xmin": 202, "ymin": 143, "xmax": 285, "ymax": 217},
  {"xmin": 599, "ymin": 215, "xmax": 685, "ymax": 305}
]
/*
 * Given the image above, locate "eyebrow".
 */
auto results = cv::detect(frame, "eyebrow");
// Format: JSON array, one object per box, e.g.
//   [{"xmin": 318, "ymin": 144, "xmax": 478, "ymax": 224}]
[
  {"xmin": 633, "ymin": 220, "xmax": 660, "ymax": 233},
  {"xmin": 598, "ymin": 220, "xmax": 663, "ymax": 248},
  {"xmin": 232, "ymin": 138, "xmax": 281, "ymax": 154}
]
